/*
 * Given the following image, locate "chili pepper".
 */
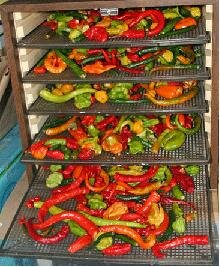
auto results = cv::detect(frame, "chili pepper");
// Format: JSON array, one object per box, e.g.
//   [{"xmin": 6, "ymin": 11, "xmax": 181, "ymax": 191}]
[
  {"xmin": 161, "ymin": 26, "xmax": 197, "ymax": 38},
  {"xmin": 157, "ymin": 210, "xmax": 176, "ymax": 242},
  {"xmin": 160, "ymin": 177, "xmax": 177, "ymax": 193},
  {"xmin": 172, "ymin": 185, "xmax": 185, "ymax": 200},
  {"xmin": 86, "ymin": 165, "xmax": 101, "ymax": 177},
  {"xmin": 127, "ymin": 53, "xmax": 141, "ymax": 63},
  {"xmin": 145, "ymin": 86, "xmax": 198, "ymax": 106},
  {"xmin": 68, "ymin": 127, "xmax": 87, "ymax": 141},
  {"xmin": 128, "ymin": 181, "xmax": 162, "ymax": 195},
  {"xmin": 161, "ymin": 129, "xmax": 186, "ymax": 151},
  {"xmin": 175, "ymin": 17, "xmax": 197, "ymax": 30},
  {"xmin": 68, "ymin": 234, "xmax": 92, "ymax": 253},
  {"xmin": 155, "ymin": 85, "xmax": 183, "ymax": 99},
  {"xmin": 81, "ymin": 115, "xmax": 96, "ymax": 126},
  {"xmin": 120, "ymin": 213, "xmax": 145, "ymax": 223},
  {"xmin": 99, "ymin": 225, "xmax": 155, "ymax": 249},
  {"xmin": 33, "ymin": 211, "xmax": 98, "ymax": 239},
  {"xmin": 45, "ymin": 116, "xmax": 76, "ymax": 136},
  {"xmin": 84, "ymin": 26, "xmax": 108, "ymax": 42},
  {"xmin": 175, "ymin": 114, "xmax": 201, "ymax": 135},
  {"xmin": 38, "ymin": 187, "xmax": 89, "ymax": 222},
  {"xmin": 25, "ymin": 196, "xmax": 41, "ymax": 208},
  {"xmin": 102, "ymin": 243, "xmax": 131, "ymax": 256},
  {"xmin": 165, "ymin": 115, "xmax": 177, "ymax": 130},
  {"xmin": 76, "ymin": 203, "xmax": 105, "ymax": 217},
  {"xmin": 81, "ymin": 55, "xmax": 105, "ymax": 65},
  {"xmin": 80, "ymin": 211, "xmax": 146, "ymax": 228},
  {"xmin": 110, "ymin": 49, "xmax": 118, "ymax": 65},
  {"xmin": 54, "ymin": 49, "xmax": 86, "ymax": 78},
  {"xmin": 116, "ymin": 194, "xmax": 149, "ymax": 202},
  {"xmin": 60, "ymin": 177, "xmax": 73, "ymax": 186},
  {"xmin": 152, "ymin": 235, "xmax": 208, "ymax": 258},
  {"xmin": 127, "ymin": 54, "xmax": 158, "ymax": 69},
  {"xmin": 96, "ymin": 116, "xmax": 118, "ymax": 131},
  {"xmin": 46, "ymin": 149, "xmax": 64, "ymax": 160},
  {"xmin": 138, "ymin": 47, "xmax": 161, "ymax": 56},
  {"xmin": 33, "ymin": 66, "xmax": 47, "ymax": 74},
  {"xmin": 78, "ymin": 148, "xmax": 95, "ymax": 160},
  {"xmin": 42, "ymin": 20, "xmax": 58, "ymax": 30},
  {"xmin": 150, "ymin": 122, "xmax": 165, "ymax": 137},
  {"xmin": 172, "ymin": 172, "xmax": 195, "ymax": 193},
  {"xmin": 117, "ymin": 66, "xmax": 145, "ymax": 74},
  {"xmin": 67, "ymin": 19, "xmax": 79, "ymax": 29},
  {"xmin": 114, "ymin": 166, "xmax": 159, "ymax": 183},
  {"xmin": 66, "ymin": 137, "xmax": 79, "ymax": 150},
  {"xmin": 119, "ymin": 126, "xmax": 132, "ymax": 150},
  {"xmin": 111, "ymin": 11, "xmax": 137, "ymax": 20},
  {"xmin": 150, "ymin": 64, "xmax": 200, "ymax": 74},
  {"xmin": 159, "ymin": 17, "xmax": 181, "ymax": 36},
  {"xmin": 20, "ymin": 218, "xmax": 69, "ymax": 244},
  {"xmin": 160, "ymin": 196, "xmax": 195, "ymax": 208},
  {"xmin": 85, "ymin": 169, "xmax": 109, "ymax": 193},
  {"xmin": 151, "ymin": 129, "xmax": 171, "ymax": 154},
  {"xmin": 82, "ymin": 60, "xmax": 116, "ymax": 74},
  {"xmin": 139, "ymin": 191, "xmax": 161, "ymax": 216},
  {"xmin": 30, "ymin": 142, "xmax": 48, "ymax": 160},
  {"xmin": 45, "ymin": 138, "xmax": 67, "ymax": 146},
  {"xmin": 121, "ymin": 29, "xmax": 145, "ymax": 38}
]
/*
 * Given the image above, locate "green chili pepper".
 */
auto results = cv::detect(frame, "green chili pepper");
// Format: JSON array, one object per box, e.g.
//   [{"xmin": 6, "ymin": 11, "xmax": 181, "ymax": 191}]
[
  {"xmin": 34, "ymin": 201, "xmax": 86, "ymax": 236},
  {"xmin": 116, "ymin": 193, "xmax": 149, "ymax": 202},
  {"xmin": 144, "ymin": 61, "xmax": 154, "ymax": 71},
  {"xmin": 45, "ymin": 138, "xmax": 67, "ymax": 146},
  {"xmin": 137, "ymin": 47, "xmax": 162, "ymax": 56},
  {"xmin": 115, "ymin": 234, "xmax": 136, "ymax": 246},
  {"xmin": 161, "ymin": 129, "xmax": 186, "ymax": 151},
  {"xmin": 81, "ymin": 55, "xmax": 105, "ymax": 65},
  {"xmin": 127, "ymin": 55, "xmax": 157, "ymax": 69},
  {"xmin": 96, "ymin": 236, "xmax": 113, "ymax": 250},
  {"xmin": 60, "ymin": 177, "xmax": 74, "ymax": 186},
  {"xmin": 159, "ymin": 26, "xmax": 196, "ymax": 38},
  {"xmin": 175, "ymin": 114, "xmax": 201, "ymax": 135},
  {"xmin": 151, "ymin": 129, "xmax": 171, "ymax": 154},
  {"xmin": 40, "ymin": 88, "xmax": 96, "ymax": 103},
  {"xmin": 172, "ymin": 185, "xmax": 185, "ymax": 200},
  {"xmin": 43, "ymin": 116, "xmax": 72, "ymax": 129},
  {"xmin": 179, "ymin": 7, "xmax": 191, "ymax": 17},
  {"xmin": 87, "ymin": 124, "xmax": 100, "ymax": 137},
  {"xmin": 93, "ymin": 232, "xmax": 115, "ymax": 246},
  {"xmin": 159, "ymin": 17, "xmax": 182, "ymax": 35},
  {"xmin": 55, "ymin": 49, "xmax": 86, "ymax": 78},
  {"xmin": 80, "ymin": 211, "xmax": 146, "ymax": 228},
  {"xmin": 157, "ymin": 210, "xmax": 175, "ymax": 242},
  {"xmin": 65, "ymin": 11, "xmax": 88, "ymax": 20}
]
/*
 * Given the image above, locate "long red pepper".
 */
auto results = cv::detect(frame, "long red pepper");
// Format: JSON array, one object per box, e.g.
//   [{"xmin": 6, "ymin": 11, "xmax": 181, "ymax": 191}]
[
  {"xmin": 138, "ymin": 191, "xmax": 160, "ymax": 216},
  {"xmin": 76, "ymin": 203, "xmax": 105, "ymax": 217},
  {"xmin": 118, "ymin": 66, "xmax": 145, "ymax": 74},
  {"xmin": 102, "ymin": 243, "xmax": 132, "ymax": 256},
  {"xmin": 68, "ymin": 234, "xmax": 92, "ymax": 253},
  {"xmin": 160, "ymin": 196, "xmax": 195, "ymax": 209},
  {"xmin": 152, "ymin": 235, "xmax": 209, "ymax": 258},
  {"xmin": 120, "ymin": 213, "xmax": 146, "ymax": 224},
  {"xmin": 114, "ymin": 166, "xmax": 159, "ymax": 183},
  {"xmin": 38, "ymin": 187, "xmax": 89, "ymax": 222},
  {"xmin": 20, "ymin": 219, "xmax": 69, "ymax": 244},
  {"xmin": 46, "ymin": 150, "xmax": 64, "ymax": 160},
  {"xmin": 33, "ymin": 211, "xmax": 98, "ymax": 238},
  {"xmin": 96, "ymin": 116, "xmax": 118, "ymax": 131}
]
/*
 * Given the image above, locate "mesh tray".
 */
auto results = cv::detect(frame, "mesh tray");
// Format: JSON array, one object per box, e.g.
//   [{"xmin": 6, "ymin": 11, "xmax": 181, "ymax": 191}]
[
  {"xmin": 17, "ymin": 17, "xmax": 210, "ymax": 48},
  {"xmin": 28, "ymin": 82, "xmax": 208, "ymax": 115},
  {"xmin": 0, "ymin": 166, "xmax": 213, "ymax": 265},
  {"xmin": 21, "ymin": 114, "xmax": 210, "ymax": 165},
  {"xmin": 22, "ymin": 46, "xmax": 210, "ymax": 84}
]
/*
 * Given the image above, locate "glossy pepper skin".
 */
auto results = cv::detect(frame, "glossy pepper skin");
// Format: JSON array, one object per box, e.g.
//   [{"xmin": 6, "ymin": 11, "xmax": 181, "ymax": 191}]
[
  {"xmin": 29, "ymin": 141, "xmax": 48, "ymax": 160},
  {"xmin": 102, "ymin": 243, "xmax": 132, "ymax": 256},
  {"xmin": 20, "ymin": 218, "xmax": 69, "ymax": 244},
  {"xmin": 152, "ymin": 235, "xmax": 208, "ymax": 258},
  {"xmin": 68, "ymin": 234, "xmax": 92, "ymax": 253},
  {"xmin": 170, "ymin": 167, "xmax": 195, "ymax": 193},
  {"xmin": 84, "ymin": 26, "xmax": 108, "ymax": 42},
  {"xmin": 46, "ymin": 150, "xmax": 65, "ymax": 160}
]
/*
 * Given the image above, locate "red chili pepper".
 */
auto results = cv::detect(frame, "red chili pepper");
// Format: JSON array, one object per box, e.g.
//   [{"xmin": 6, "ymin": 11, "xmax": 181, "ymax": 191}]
[
  {"xmin": 25, "ymin": 196, "xmax": 41, "ymax": 208},
  {"xmin": 66, "ymin": 137, "xmax": 79, "ymax": 150},
  {"xmin": 111, "ymin": 12, "xmax": 137, "ymax": 20},
  {"xmin": 30, "ymin": 141, "xmax": 48, "ymax": 160},
  {"xmin": 67, "ymin": 19, "xmax": 79, "ymax": 29},
  {"xmin": 121, "ymin": 29, "xmax": 146, "ymax": 39},
  {"xmin": 78, "ymin": 148, "xmax": 95, "ymax": 160},
  {"xmin": 68, "ymin": 127, "xmax": 87, "ymax": 141},
  {"xmin": 76, "ymin": 203, "xmax": 105, "ymax": 217},
  {"xmin": 150, "ymin": 123, "xmax": 165, "ymax": 137},
  {"xmin": 141, "ymin": 53, "xmax": 154, "ymax": 60},
  {"xmin": 130, "ymin": 94, "xmax": 142, "ymax": 101},
  {"xmin": 184, "ymin": 115, "xmax": 193, "ymax": 128},
  {"xmin": 85, "ymin": 165, "xmax": 101, "ymax": 177},
  {"xmin": 102, "ymin": 243, "xmax": 132, "ymax": 256},
  {"xmin": 62, "ymin": 165, "xmax": 75, "ymax": 178},
  {"xmin": 96, "ymin": 116, "xmax": 118, "ymax": 131},
  {"xmin": 130, "ymin": 84, "xmax": 142, "ymax": 93},
  {"xmin": 118, "ymin": 66, "xmax": 145, "ymax": 74},
  {"xmin": 33, "ymin": 66, "xmax": 47, "ymax": 74},
  {"xmin": 138, "ymin": 191, "xmax": 160, "ymax": 215},
  {"xmin": 84, "ymin": 26, "xmax": 108, "ymax": 42},
  {"xmin": 127, "ymin": 52, "xmax": 141, "ymax": 62},
  {"xmin": 119, "ymin": 126, "xmax": 132, "ymax": 150},
  {"xmin": 101, "ymin": 183, "xmax": 117, "ymax": 204},
  {"xmin": 42, "ymin": 20, "xmax": 58, "ymax": 31},
  {"xmin": 114, "ymin": 166, "xmax": 159, "ymax": 183},
  {"xmin": 81, "ymin": 115, "xmax": 96, "ymax": 126},
  {"xmin": 38, "ymin": 187, "xmax": 89, "ymax": 222},
  {"xmin": 110, "ymin": 49, "xmax": 118, "ymax": 65},
  {"xmin": 101, "ymin": 49, "xmax": 111, "ymax": 64},
  {"xmin": 87, "ymin": 49, "xmax": 103, "ymax": 55},
  {"xmin": 160, "ymin": 177, "xmax": 177, "ymax": 192},
  {"xmin": 160, "ymin": 196, "xmax": 195, "ymax": 209},
  {"xmin": 68, "ymin": 234, "xmax": 92, "ymax": 254},
  {"xmin": 20, "ymin": 218, "xmax": 69, "ymax": 244},
  {"xmin": 170, "ymin": 167, "xmax": 195, "ymax": 193},
  {"xmin": 46, "ymin": 149, "xmax": 64, "ymax": 160},
  {"xmin": 120, "ymin": 213, "xmax": 145, "ymax": 223},
  {"xmin": 152, "ymin": 235, "xmax": 209, "ymax": 258},
  {"xmin": 33, "ymin": 211, "xmax": 98, "ymax": 239}
]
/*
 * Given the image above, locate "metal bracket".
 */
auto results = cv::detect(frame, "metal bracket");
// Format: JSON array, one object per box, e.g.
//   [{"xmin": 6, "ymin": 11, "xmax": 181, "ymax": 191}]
[{"xmin": 100, "ymin": 8, "xmax": 118, "ymax": 16}]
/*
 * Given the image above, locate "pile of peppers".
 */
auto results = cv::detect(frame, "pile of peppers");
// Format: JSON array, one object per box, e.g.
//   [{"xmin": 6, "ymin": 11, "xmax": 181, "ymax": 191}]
[
  {"xmin": 33, "ymin": 45, "xmax": 201, "ymax": 77},
  {"xmin": 28, "ymin": 113, "xmax": 202, "ymax": 160},
  {"xmin": 42, "ymin": 6, "xmax": 201, "ymax": 42},
  {"xmin": 39, "ymin": 80, "xmax": 199, "ymax": 108},
  {"xmin": 21, "ymin": 164, "xmax": 208, "ymax": 257}
]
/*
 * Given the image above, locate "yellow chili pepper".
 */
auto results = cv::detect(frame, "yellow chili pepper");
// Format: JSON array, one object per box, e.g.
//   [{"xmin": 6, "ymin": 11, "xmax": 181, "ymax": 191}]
[{"xmin": 95, "ymin": 90, "xmax": 108, "ymax": 103}]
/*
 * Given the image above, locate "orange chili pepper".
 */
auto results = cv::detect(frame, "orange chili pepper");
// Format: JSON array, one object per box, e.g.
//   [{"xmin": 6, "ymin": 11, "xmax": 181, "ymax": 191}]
[
  {"xmin": 85, "ymin": 169, "xmax": 109, "ymax": 192},
  {"xmin": 177, "ymin": 114, "xmax": 185, "ymax": 126},
  {"xmin": 82, "ymin": 60, "xmax": 116, "ymax": 74},
  {"xmin": 174, "ymin": 17, "xmax": 197, "ymax": 30},
  {"xmin": 155, "ymin": 85, "xmax": 183, "ymax": 99},
  {"xmin": 45, "ymin": 116, "xmax": 76, "ymax": 136},
  {"xmin": 72, "ymin": 165, "xmax": 83, "ymax": 179},
  {"xmin": 103, "ymin": 201, "xmax": 128, "ymax": 220},
  {"xmin": 128, "ymin": 181, "xmax": 162, "ymax": 195},
  {"xmin": 165, "ymin": 115, "xmax": 177, "ymax": 130},
  {"xmin": 101, "ymin": 134, "xmax": 123, "ymax": 155}
]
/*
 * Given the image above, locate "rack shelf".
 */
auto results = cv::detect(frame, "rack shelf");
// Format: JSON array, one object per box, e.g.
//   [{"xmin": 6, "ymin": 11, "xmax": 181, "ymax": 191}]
[
  {"xmin": 0, "ymin": 166, "xmax": 213, "ymax": 265},
  {"xmin": 28, "ymin": 83, "xmax": 208, "ymax": 116},
  {"xmin": 17, "ymin": 17, "xmax": 210, "ymax": 49}
]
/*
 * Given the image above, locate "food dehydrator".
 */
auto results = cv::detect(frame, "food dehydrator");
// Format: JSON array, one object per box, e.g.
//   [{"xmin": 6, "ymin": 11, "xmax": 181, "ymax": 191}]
[{"xmin": 0, "ymin": 0, "xmax": 218, "ymax": 265}]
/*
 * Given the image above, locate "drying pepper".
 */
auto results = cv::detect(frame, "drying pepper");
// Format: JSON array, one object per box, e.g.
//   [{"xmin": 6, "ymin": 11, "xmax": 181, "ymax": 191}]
[
  {"xmin": 20, "ymin": 218, "xmax": 69, "ymax": 244},
  {"xmin": 46, "ymin": 172, "xmax": 63, "ymax": 188},
  {"xmin": 33, "ymin": 66, "xmax": 47, "ymax": 74},
  {"xmin": 161, "ymin": 129, "xmax": 186, "ymax": 151},
  {"xmin": 99, "ymin": 225, "xmax": 155, "ymax": 250},
  {"xmin": 121, "ymin": 29, "xmax": 145, "ymax": 38},
  {"xmin": 96, "ymin": 116, "xmax": 118, "ymax": 131},
  {"xmin": 85, "ymin": 169, "xmax": 109, "ymax": 193},
  {"xmin": 68, "ymin": 234, "xmax": 92, "ymax": 254},
  {"xmin": 46, "ymin": 149, "xmax": 64, "ymax": 160},
  {"xmin": 118, "ymin": 66, "xmax": 145, "ymax": 74},
  {"xmin": 84, "ymin": 26, "xmax": 108, "ymax": 42},
  {"xmin": 78, "ymin": 148, "xmax": 95, "ymax": 160},
  {"xmin": 38, "ymin": 187, "xmax": 89, "ymax": 222},
  {"xmin": 159, "ymin": 17, "xmax": 181, "ymax": 36},
  {"xmin": 175, "ymin": 114, "xmax": 201, "ymax": 135},
  {"xmin": 152, "ymin": 235, "xmax": 209, "ymax": 258},
  {"xmin": 68, "ymin": 127, "xmax": 87, "ymax": 141},
  {"xmin": 81, "ymin": 115, "xmax": 96, "ymax": 126},
  {"xmin": 160, "ymin": 196, "xmax": 195, "ymax": 208},
  {"xmin": 42, "ymin": 20, "xmax": 58, "ymax": 30},
  {"xmin": 61, "ymin": 165, "xmax": 75, "ymax": 178},
  {"xmin": 139, "ymin": 191, "xmax": 161, "ymax": 216},
  {"xmin": 128, "ymin": 181, "xmax": 162, "ymax": 195},
  {"xmin": 172, "ymin": 172, "xmax": 195, "ymax": 193},
  {"xmin": 157, "ymin": 210, "xmax": 175, "ymax": 242},
  {"xmin": 172, "ymin": 185, "xmax": 185, "ymax": 200},
  {"xmin": 29, "ymin": 141, "xmax": 48, "ymax": 160},
  {"xmin": 174, "ymin": 17, "xmax": 197, "ymax": 30},
  {"xmin": 102, "ymin": 243, "xmax": 131, "ymax": 256},
  {"xmin": 151, "ymin": 129, "xmax": 171, "ymax": 154},
  {"xmin": 82, "ymin": 60, "xmax": 116, "ymax": 74},
  {"xmin": 114, "ymin": 166, "xmax": 159, "ymax": 183}
]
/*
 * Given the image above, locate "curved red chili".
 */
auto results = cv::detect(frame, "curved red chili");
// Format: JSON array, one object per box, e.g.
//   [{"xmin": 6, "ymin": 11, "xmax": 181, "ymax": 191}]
[
  {"xmin": 102, "ymin": 243, "xmax": 132, "ymax": 256},
  {"xmin": 138, "ymin": 191, "xmax": 160, "ymax": 215},
  {"xmin": 33, "ymin": 211, "xmax": 98, "ymax": 238},
  {"xmin": 152, "ymin": 235, "xmax": 209, "ymax": 258},
  {"xmin": 68, "ymin": 234, "xmax": 92, "ymax": 253},
  {"xmin": 20, "ymin": 218, "xmax": 69, "ymax": 244}
]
